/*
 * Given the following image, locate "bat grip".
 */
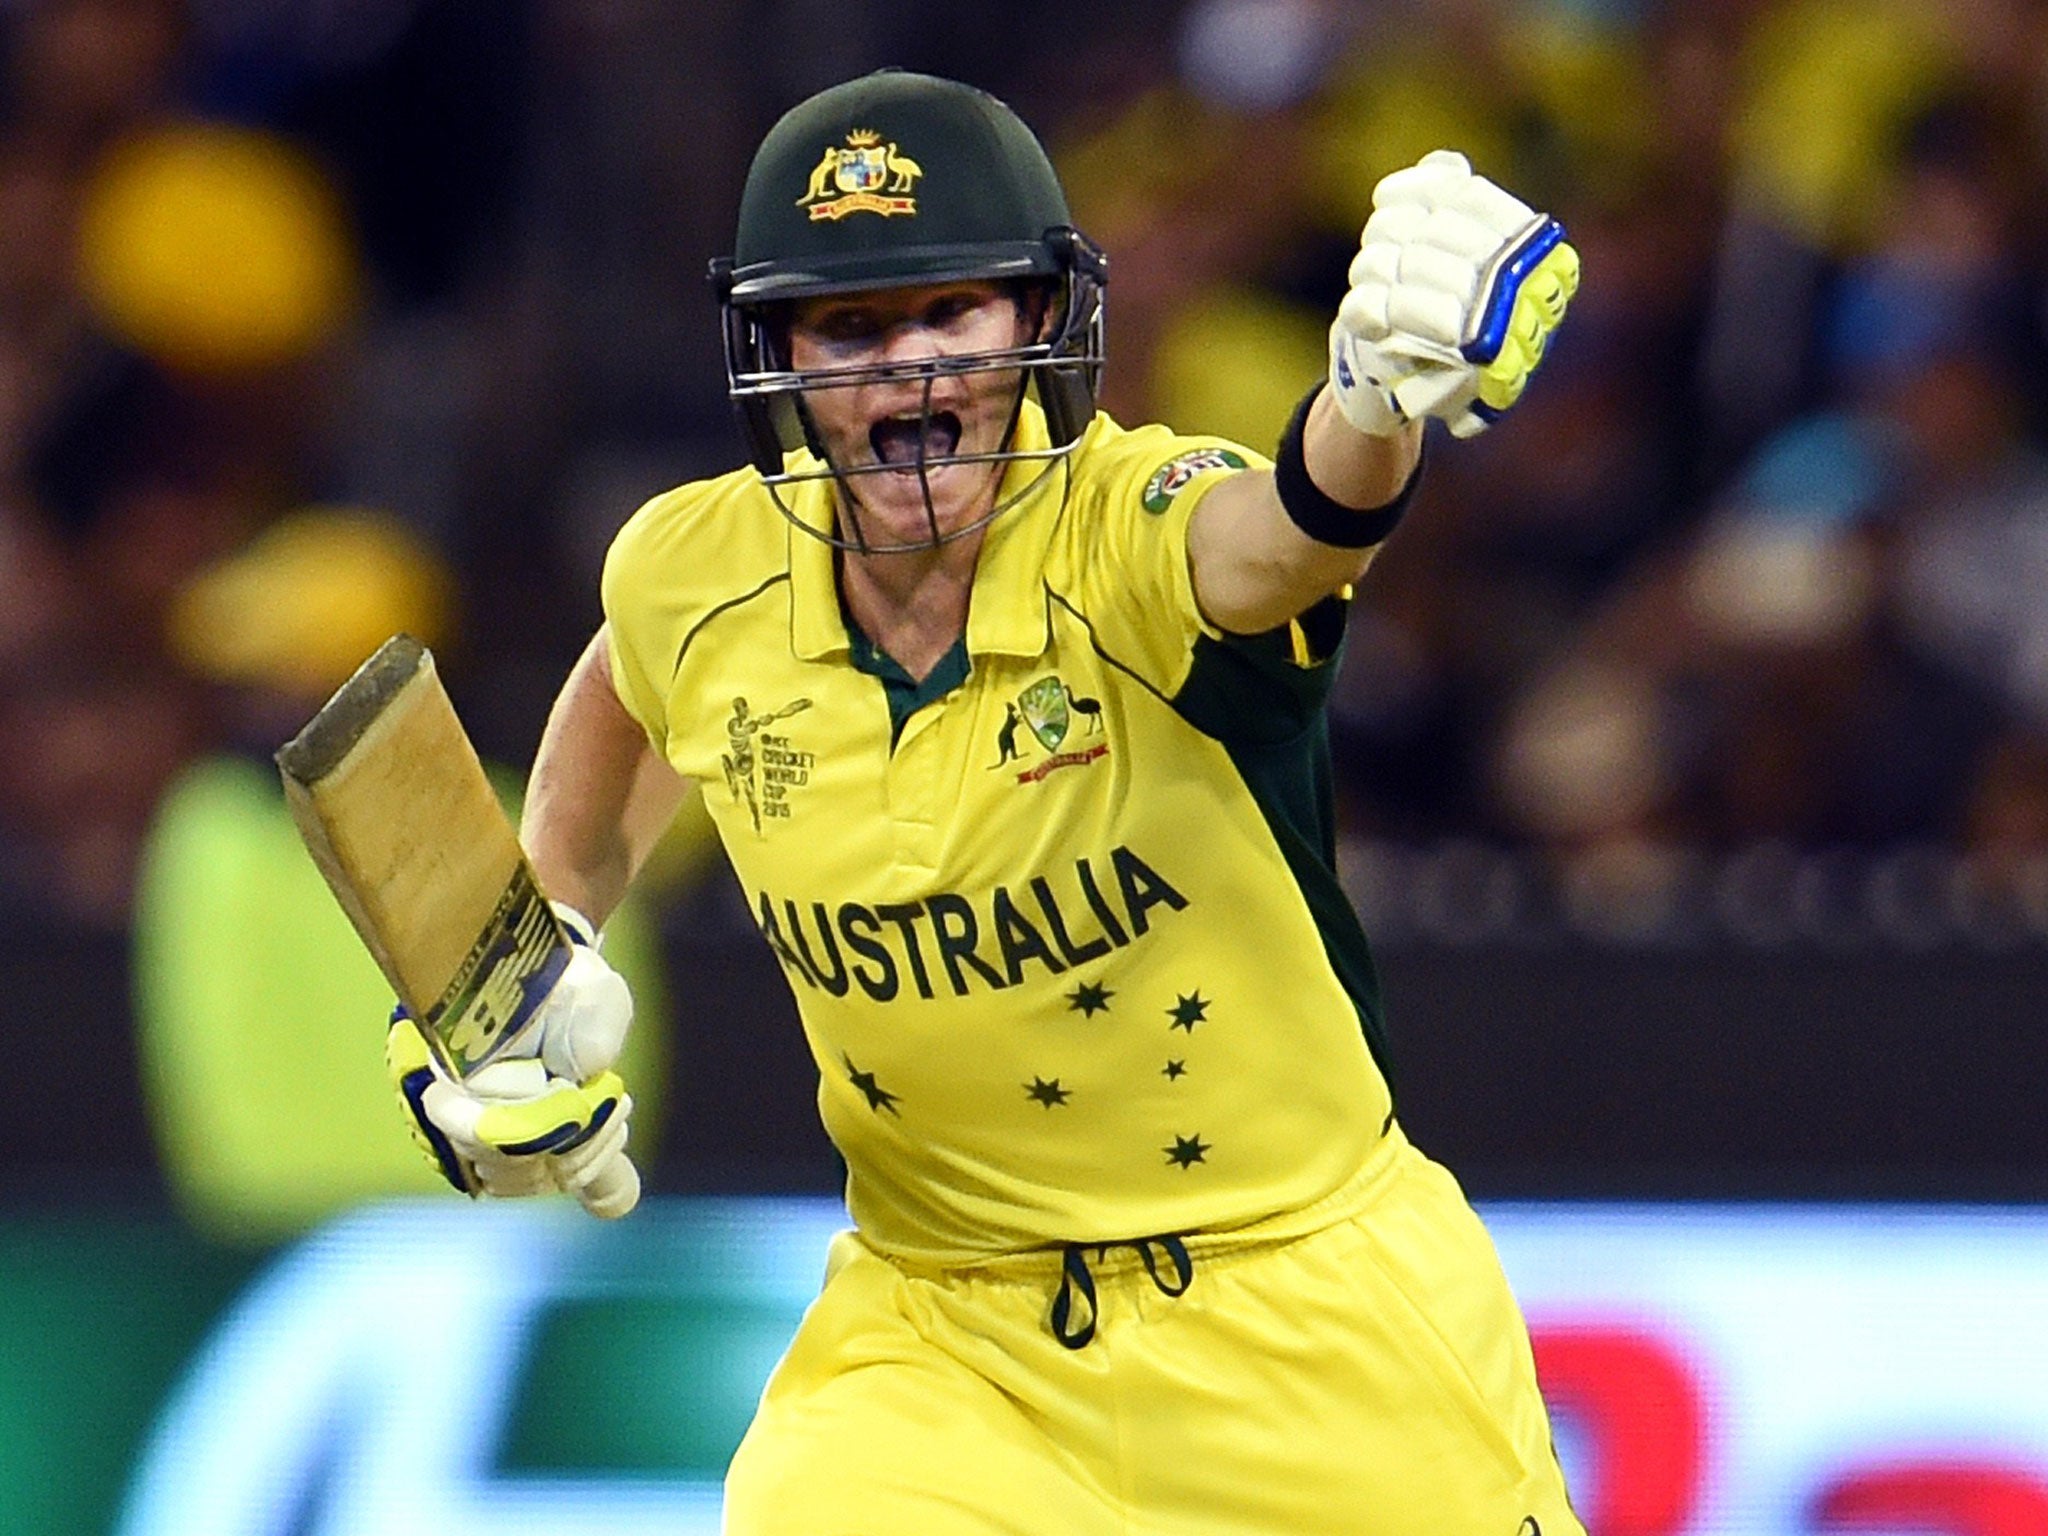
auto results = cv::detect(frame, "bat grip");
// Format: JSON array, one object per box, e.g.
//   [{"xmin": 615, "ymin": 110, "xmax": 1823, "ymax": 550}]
[{"xmin": 561, "ymin": 1148, "xmax": 641, "ymax": 1219}]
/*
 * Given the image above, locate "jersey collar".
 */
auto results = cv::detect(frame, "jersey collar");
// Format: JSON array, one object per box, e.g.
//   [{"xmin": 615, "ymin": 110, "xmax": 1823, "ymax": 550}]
[{"xmin": 786, "ymin": 401, "xmax": 1081, "ymax": 664}]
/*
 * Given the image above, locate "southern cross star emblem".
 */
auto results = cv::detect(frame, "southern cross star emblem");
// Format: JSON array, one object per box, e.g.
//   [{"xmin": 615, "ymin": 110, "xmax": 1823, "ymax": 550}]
[
  {"xmin": 1164, "ymin": 1133, "xmax": 1210, "ymax": 1168},
  {"xmin": 1162, "ymin": 1059, "xmax": 1187, "ymax": 1080},
  {"xmin": 843, "ymin": 1055, "xmax": 900, "ymax": 1115},
  {"xmin": 1066, "ymin": 980, "xmax": 1114, "ymax": 1017},
  {"xmin": 1166, "ymin": 991, "xmax": 1210, "ymax": 1032},
  {"xmin": 1025, "ymin": 1076, "xmax": 1072, "ymax": 1108}
]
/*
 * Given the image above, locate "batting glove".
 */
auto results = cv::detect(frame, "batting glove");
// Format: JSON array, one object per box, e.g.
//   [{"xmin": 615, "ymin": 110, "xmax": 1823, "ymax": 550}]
[
  {"xmin": 385, "ymin": 901, "xmax": 641, "ymax": 1218},
  {"xmin": 524, "ymin": 902, "xmax": 635, "ymax": 1080},
  {"xmin": 1329, "ymin": 149, "xmax": 1580, "ymax": 439}
]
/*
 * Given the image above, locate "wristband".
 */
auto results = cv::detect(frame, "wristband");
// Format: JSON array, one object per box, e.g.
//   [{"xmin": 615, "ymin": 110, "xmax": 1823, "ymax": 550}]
[{"xmin": 1273, "ymin": 385, "xmax": 1422, "ymax": 549}]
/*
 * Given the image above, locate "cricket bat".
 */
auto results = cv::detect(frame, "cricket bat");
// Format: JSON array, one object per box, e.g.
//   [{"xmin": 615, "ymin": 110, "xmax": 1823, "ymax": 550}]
[{"xmin": 276, "ymin": 632, "xmax": 637, "ymax": 1216}]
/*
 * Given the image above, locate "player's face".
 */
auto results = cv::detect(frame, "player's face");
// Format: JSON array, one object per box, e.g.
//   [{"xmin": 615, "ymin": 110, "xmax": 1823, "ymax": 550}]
[{"xmin": 786, "ymin": 281, "xmax": 1036, "ymax": 547}]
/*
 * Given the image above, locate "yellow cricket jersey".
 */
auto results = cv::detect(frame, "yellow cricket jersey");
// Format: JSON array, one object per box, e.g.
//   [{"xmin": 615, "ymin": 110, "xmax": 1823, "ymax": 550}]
[{"xmin": 604, "ymin": 404, "xmax": 1396, "ymax": 1264}]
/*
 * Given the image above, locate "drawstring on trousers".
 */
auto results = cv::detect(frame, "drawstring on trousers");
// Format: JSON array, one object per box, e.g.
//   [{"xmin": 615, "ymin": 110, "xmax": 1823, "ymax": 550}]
[{"xmin": 1049, "ymin": 1233, "xmax": 1194, "ymax": 1349}]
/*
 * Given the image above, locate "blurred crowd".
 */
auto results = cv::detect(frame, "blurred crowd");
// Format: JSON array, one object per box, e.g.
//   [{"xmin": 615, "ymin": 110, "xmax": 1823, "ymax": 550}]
[{"xmin": 8, "ymin": 0, "xmax": 2048, "ymax": 942}]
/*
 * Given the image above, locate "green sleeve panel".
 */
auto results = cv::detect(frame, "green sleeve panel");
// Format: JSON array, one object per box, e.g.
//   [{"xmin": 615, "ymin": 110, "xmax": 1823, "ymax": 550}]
[{"xmin": 1169, "ymin": 601, "xmax": 1394, "ymax": 1091}]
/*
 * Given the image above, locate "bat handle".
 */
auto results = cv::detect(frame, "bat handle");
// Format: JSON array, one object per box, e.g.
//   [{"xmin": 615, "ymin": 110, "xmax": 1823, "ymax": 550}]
[{"xmin": 562, "ymin": 1148, "xmax": 641, "ymax": 1219}]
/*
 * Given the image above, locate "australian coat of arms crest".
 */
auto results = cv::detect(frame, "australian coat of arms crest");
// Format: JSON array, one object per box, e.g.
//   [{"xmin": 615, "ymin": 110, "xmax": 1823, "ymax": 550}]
[{"xmin": 799, "ymin": 129, "xmax": 923, "ymax": 221}]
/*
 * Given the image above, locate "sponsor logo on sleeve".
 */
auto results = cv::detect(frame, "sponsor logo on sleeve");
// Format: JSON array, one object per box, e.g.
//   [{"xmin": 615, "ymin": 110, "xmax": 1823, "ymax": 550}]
[{"xmin": 1141, "ymin": 447, "xmax": 1248, "ymax": 514}]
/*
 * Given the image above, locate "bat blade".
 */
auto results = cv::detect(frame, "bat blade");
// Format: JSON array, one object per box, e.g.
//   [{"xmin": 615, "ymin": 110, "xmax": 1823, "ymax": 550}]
[{"xmin": 276, "ymin": 633, "xmax": 569, "ymax": 1078}]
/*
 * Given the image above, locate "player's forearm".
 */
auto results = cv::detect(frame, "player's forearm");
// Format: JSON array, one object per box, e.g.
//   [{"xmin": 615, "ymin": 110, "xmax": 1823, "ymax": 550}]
[
  {"xmin": 523, "ymin": 626, "xmax": 688, "ymax": 927},
  {"xmin": 1300, "ymin": 385, "xmax": 1423, "ymax": 511},
  {"xmin": 1193, "ymin": 150, "xmax": 1577, "ymax": 636}
]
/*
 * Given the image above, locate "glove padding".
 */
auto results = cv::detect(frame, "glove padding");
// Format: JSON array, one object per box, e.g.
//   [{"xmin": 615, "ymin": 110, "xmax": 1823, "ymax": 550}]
[
  {"xmin": 530, "ymin": 903, "xmax": 634, "ymax": 1082},
  {"xmin": 1329, "ymin": 149, "xmax": 1580, "ymax": 438},
  {"xmin": 384, "ymin": 900, "xmax": 640, "ymax": 1218},
  {"xmin": 387, "ymin": 1015, "xmax": 640, "ymax": 1216}
]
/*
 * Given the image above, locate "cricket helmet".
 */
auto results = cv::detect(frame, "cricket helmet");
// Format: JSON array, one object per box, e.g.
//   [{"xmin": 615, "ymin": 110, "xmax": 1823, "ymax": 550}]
[{"xmin": 709, "ymin": 69, "xmax": 1107, "ymax": 549}]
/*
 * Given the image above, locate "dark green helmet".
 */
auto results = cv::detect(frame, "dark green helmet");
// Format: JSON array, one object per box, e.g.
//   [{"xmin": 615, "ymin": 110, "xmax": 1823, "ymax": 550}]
[
  {"xmin": 710, "ymin": 70, "xmax": 1107, "ymax": 548},
  {"xmin": 727, "ymin": 69, "xmax": 1083, "ymax": 301}
]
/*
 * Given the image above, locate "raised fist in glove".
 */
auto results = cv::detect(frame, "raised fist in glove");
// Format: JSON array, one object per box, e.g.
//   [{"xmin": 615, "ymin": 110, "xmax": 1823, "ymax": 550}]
[
  {"xmin": 1329, "ymin": 149, "xmax": 1580, "ymax": 439},
  {"xmin": 386, "ymin": 902, "xmax": 641, "ymax": 1218}
]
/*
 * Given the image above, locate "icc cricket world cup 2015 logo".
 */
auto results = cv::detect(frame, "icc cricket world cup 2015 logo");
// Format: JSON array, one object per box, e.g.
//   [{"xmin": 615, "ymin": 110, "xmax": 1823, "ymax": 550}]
[
  {"xmin": 724, "ymin": 696, "xmax": 814, "ymax": 832},
  {"xmin": 990, "ymin": 674, "xmax": 1108, "ymax": 783},
  {"xmin": 798, "ymin": 129, "xmax": 923, "ymax": 221}
]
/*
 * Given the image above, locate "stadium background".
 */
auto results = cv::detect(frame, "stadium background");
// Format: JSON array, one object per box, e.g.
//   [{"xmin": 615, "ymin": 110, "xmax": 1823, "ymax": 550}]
[{"xmin": 3, "ymin": 1, "xmax": 2047, "ymax": 1531}]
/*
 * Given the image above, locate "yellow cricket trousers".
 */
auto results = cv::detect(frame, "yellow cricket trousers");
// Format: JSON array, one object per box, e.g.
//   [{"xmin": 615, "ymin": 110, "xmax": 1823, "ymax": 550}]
[{"xmin": 724, "ymin": 1126, "xmax": 1583, "ymax": 1536}]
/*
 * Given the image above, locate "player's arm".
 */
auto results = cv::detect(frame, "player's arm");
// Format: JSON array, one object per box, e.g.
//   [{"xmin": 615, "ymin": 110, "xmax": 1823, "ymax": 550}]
[
  {"xmin": 1188, "ymin": 150, "xmax": 1578, "ymax": 636},
  {"xmin": 522, "ymin": 623, "xmax": 691, "ymax": 929},
  {"xmin": 389, "ymin": 624, "xmax": 684, "ymax": 1216},
  {"xmin": 1186, "ymin": 398, "xmax": 1421, "ymax": 636}
]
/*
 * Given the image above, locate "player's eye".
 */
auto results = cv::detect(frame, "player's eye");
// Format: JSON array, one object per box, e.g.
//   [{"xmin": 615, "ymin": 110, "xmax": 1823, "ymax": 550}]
[
  {"xmin": 924, "ymin": 293, "xmax": 977, "ymax": 326},
  {"xmin": 926, "ymin": 288, "xmax": 1011, "ymax": 334},
  {"xmin": 809, "ymin": 307, "xmax": 884, "ymax": 346}
]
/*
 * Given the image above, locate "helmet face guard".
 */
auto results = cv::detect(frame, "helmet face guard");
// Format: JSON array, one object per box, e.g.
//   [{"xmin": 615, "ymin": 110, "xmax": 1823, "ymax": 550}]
[
  {"xmin": 713, "ymin": 235, "xmax": 1105, "ymax": 552},
  {"xmin": 711, "ymin": 71, "xmax": 1108, "ymax": 552}
]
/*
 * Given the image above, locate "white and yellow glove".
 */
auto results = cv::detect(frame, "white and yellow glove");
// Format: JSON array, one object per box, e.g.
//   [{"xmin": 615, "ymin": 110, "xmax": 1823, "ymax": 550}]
[
  {"xmin": 386, "ymin": 902, "xmax": 641, "ymax": 1218},
  {"xmin": 1328, "ymin": 149, "xmax": 1580, "ymax": 439}
]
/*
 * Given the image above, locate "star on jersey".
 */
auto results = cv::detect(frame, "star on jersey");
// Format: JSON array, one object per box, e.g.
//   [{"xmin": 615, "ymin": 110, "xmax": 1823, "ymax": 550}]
[
  {"xmin": 1066, "ymin": 980, "xmax": 1114, "ymax": 1017},
  {"xmin": 1025, "ymin": 1076, "xmax": 1072, "ymax": 1108},
  {"xmin": 1162, "ymin": 1059, "xmax": 1187, "ymax": 1080},
  {"xmin": 1166, "ymin": 991, "xmax": 1210, "ymax": 1032},
  {"xmin": 844, "ymin": 1055, "xmax": 901, "ymax": 1115},
  {"xmin": 1164, "ymin": 1133, "xmax": 1210, "ymax": 1168}
]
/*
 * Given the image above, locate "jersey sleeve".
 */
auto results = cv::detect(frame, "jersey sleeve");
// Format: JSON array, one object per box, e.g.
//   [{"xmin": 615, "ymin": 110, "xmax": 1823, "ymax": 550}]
[
  {"xmin": 599, "ymin": 490, "xmax": 681, "ymax": 755},
  {"xmin": 1061, "ymin": 424, "xmax": 1261, "ymax": 687},
  {"xmin": 1061, "ymin": 424, "xmax": 1347, "ymax": 743}
]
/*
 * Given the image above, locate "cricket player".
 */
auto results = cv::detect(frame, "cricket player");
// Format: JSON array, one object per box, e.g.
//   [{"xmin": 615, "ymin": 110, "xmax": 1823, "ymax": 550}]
[{"xmin": 389, "ymin": 68, "xmax": 1582, "ymax": 1534}]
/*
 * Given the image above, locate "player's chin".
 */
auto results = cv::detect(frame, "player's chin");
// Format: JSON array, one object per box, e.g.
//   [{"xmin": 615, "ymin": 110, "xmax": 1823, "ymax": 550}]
[{"xmin": 853, "ymin": 459, "xmax": 998, "ymax": 543}]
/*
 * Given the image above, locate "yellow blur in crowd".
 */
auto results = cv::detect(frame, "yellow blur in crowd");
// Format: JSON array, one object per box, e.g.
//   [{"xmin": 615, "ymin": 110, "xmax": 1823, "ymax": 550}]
[{"xmin": 78, "ymin": 120, "xmax": 359, "ymax": 374}]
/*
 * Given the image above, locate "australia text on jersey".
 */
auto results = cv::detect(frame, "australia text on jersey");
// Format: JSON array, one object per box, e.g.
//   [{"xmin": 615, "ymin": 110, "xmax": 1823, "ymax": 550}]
[{"xmin": 753, "ymin": 844, "xmax": 1189, "ymax": 1001}]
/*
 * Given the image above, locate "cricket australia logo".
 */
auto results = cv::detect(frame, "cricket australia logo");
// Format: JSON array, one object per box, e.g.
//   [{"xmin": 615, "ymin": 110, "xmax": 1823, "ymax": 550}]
[
  {"xmin": 798, "ymin": 129, "xmax": 923, "ymax": 221},
  {"xmin": 723, "ymin": 695, "xmax": 814, "ymax": 832},
  {"xmin": 989, "ymin": 674, "xmax": 1108, "ymax": 783}
]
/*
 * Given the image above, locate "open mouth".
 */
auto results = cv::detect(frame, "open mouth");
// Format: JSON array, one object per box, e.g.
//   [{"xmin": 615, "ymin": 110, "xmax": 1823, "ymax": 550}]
[{"xmin": 869, "ymin": 411, "xmax": 962, "ymax": 472}]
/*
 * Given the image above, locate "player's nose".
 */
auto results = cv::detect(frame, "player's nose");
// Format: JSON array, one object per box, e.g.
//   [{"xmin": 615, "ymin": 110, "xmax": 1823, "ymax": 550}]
[
  {"xmin": 865, "ymin": 352, "xmax": 967, "ymax": 414},
  {"xmin": 872, "ymin": 316, "xmax": 951, "ymax": 365}
]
